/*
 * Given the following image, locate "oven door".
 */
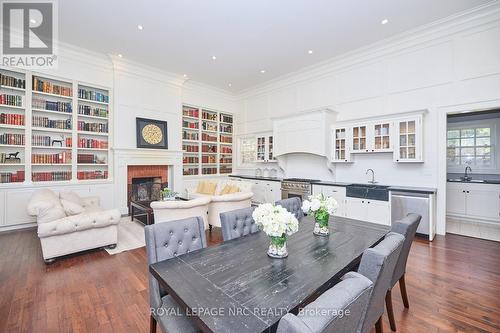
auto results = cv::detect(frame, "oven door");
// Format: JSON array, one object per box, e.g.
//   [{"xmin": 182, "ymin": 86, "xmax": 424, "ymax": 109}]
[{"xmin": 281, "ymin": 189, "xmax": 306, "ymax": 201}]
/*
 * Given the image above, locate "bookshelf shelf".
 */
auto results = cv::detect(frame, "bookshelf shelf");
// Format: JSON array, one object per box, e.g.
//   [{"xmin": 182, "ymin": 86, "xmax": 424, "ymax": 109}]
[
  {"xmin": 0, "ymin": 144, "xmax": 24, "ymax": 148},
  {"xmin": 77, "ymin": 130, "xmax": 109, "ymax": 136},
  {"xmin": 0, "ymin": 163, "xmax": 25, "ymax": 166},
  {"xmin": 0, "ymin": 124, "xmax": 25, "ymax": 130},
  {"xmin": 0, "ymin": 85, "xmax": 25, "ymax": 92},
  {"xmin": 32, "ymin": 127, "xmax": 72, "ymax": 134},
  {"xmin": 32, "ymin": 163, "xmax": 72, "ymax": 166},
  {"xmin": 77, "ymin": 147, "xmax": 107, "ymax": 151},
  {"xmin": 32, "ymin": 146, "xmax": 72, "ymax": 150},
  {"xmin": 78, "ymin": 98, "xmax": 108, "ymax": 106},
  {"xmin": 32, "ymin": 90, "xmax": 72, "ymax": 100},
  {"xmin": 77, "ymin": 113, "xmax": 108, "ymax": 120},
  {"xmin": 32, "ymin": 108, "xmax": 72, "ymax": 116},
  {"xmin": 0, "ymin": 104, "xmax": 24, "ymax": 110}
]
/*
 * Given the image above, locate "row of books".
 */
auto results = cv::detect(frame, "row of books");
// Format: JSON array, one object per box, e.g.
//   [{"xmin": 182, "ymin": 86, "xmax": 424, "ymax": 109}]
[
  {"xmin": 220, "ymin": 146, "xmax": 232, "ymax": 154},
  {"xmin": 78, "ymin": 138, "xmax": 108, "ymax": 149},
  {"xmin": 183, "ymin": 144, "xmax": 199, "ymax": 152},
  {"xmin": 202, "ymin": 122, "xmax": 217, "ymax": 131},
  {"xmin": 202, "ymin": 110, "xmax": 217, "ymax": 121},
  {"xmin": 77, "ymin": 170, "xmax": 108, "ymax": 180},
  {"xmin": 78, "ymin": 105, "xmax": 108, "ymax": 118},
  {"xmin": 32, "ymin": 116, "xmax": 71, "ymax": 129},
  {"xmin": 202, "ymin": 155, "xmax": 217, "ymax": 163},
  {"xmin": 32, "ymin": 98, "xmax": 72, "ymax": 113},
  {"xmin": 33, "ymin": 77, "xmax": 72, "ymax": 97},
  {"xmin": 220, "ymin": 124, "xmax": 232, "ymax": 133},
  {"xmin": 201, "ymin": 133, "xmax": 217, "ymax": 142},
  {"xmin": 77, "ymin": 121, "xmax": 108, "ymax": 133},
  {"xmin": 183, "ymin": 156, "xmax": 199, "ymax": 164},
  {"xmin": 220, "ymin": 166, "xmax": 232, "ymax": 174},
  {"xmin": 32, "ymin": 135, "xmax": 72, "ymax": 148},
  {"xmin": 78, "ymin": 88, "xmax": 109, "ymax": 103},
  {"xmin": 0, "ymin": 113, "xmax": 24, "ymax": 126},
  {"xmin": 32, "ymin": 152, "xmax": 72, "ymax": 164},
  {"xmin": 0, "ymin": 153, "xmax": 22, "ymax": 163},
  {"xmin": 202, "ymin": 144, "xmax": 217, "ymax": 153},
  {"xmin": 183, "ymin": 131, "xmax": 198, "ymax": 141},
  {"xmin": 0, "ymin": 133, "xmax": 24, "ymax": 145},
  {"xmin": 183, "ymin": 107, "xmax": 199, "ymax": 118},
  {"xmin": 32, "ymin": 171, "xmax": 71, "ymax": 182},
  {"xmin": 182, "ymin": 120, "xmax": 198, "ymax": 129},
  {"xmin": 0, "ymin": 94, "xmax": 23, "ymax": 107},
  {"xmin": 0, "ymin": 73, "xmax": 26, "ymax": 89},
  {"xmin": 0, "ymin": 171, "xmax": 25, "ymax": 183},
  {"xmin": 220, "ymin": 114, "xmax": 233, "ymax": 123},
  {"xmin": 202, "ymin": 167, "xmax": 218, "ymax": 175},
  {"xmin": 220, "ymin": 156, "xmax": 232, "ymax": 164},
  {"xmin": 220, "ymin": 135, "xmax": 232, "ymax": 143},
  {"xmin": 183, "ymin": 167, "xmax": 199, "ymax": 176},
  {"xmin": 77, "ymin": 154, "xmax": 105, "ymax": 164}
]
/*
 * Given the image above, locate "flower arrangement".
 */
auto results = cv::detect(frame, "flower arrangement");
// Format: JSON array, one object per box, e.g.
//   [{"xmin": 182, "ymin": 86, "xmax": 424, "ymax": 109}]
[
  {"xmin": 160, "ymin": 188, "xmax": 178, "ymax": 201},
  {"xmin": 302, "ymin": 193, "xmax": 338, "ymax": 236},
  {"xmin": 252, "ymin": 203, "xmax": 299, "ymax": 258}
]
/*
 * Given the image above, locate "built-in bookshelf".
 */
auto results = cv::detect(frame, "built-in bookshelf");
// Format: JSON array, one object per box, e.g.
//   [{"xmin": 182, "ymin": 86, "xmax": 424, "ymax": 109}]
[
  {"xmin": 0, "ymin": 67, "xmax": 111, "ymax": 185},
  {"xmin": 182, "ymin": 105, "xmax": 233, "ymax": 176}
]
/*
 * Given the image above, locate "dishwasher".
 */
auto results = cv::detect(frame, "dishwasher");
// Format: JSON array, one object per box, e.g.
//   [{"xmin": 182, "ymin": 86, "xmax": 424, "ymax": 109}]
[{"xmin": 391, "ymin": 191, "xmax": 434, "ymax": 240}]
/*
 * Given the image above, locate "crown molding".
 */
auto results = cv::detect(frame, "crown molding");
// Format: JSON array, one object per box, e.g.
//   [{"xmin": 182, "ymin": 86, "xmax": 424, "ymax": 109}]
[{"xmin": 237, "ymin": 1, "xmax": 500, "ymax": 98}]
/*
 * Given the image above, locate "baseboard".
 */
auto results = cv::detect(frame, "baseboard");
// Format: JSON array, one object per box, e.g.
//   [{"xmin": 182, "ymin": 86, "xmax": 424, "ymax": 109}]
[{"xmin": 0, "ymin": 222, "xmax": 37, "ymax": 233}]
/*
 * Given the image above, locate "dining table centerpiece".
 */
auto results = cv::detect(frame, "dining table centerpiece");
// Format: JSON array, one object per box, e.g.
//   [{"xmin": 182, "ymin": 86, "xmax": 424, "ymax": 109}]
[
  {"xmin": 252, "ymin": 203, "xmax": 299, "ymax": 258},
  {"xmin": 302, "ymin": 193, "xmax": 338, "ymax": 236}
]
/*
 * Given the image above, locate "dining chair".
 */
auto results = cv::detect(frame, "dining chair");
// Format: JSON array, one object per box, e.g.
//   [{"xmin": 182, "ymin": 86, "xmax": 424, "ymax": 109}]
[
  {"xmin": 144, "ymin": 216, "xmax": 207, "ymax": 333},
  {"xmin": 276, "ymin": 271, "xmax": 373, "ymax": 333},
  {"xmin": 275, "ymin": 197, "xmax": 304, "ymax": 219},
  {"xmin": 385, "ymin": 213, "xmax": 421, "ymax": 331},
  {"xmin": 356, "ymin": 232, "xmax": 405, "ymax": 333},
  {"xmin": 220, "ymin": 206, "xmax": 258, "ymax": 241}
]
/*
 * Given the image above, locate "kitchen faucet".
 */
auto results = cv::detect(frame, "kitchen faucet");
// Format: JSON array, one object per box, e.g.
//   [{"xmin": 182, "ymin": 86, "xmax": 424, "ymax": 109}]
[
  {"xmin": 366, "ymin": 168, "xmax": 377, "ymax": 184},
  {"xmin": 463, "ymin": 166, "xmax": 472, "ymax": 181}
]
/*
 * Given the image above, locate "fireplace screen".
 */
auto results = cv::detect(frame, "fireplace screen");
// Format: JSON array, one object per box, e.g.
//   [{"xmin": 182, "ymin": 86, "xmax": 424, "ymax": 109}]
[{"xmin": 128, "ymin": 177, "xmax": 167, "ymax": 203}]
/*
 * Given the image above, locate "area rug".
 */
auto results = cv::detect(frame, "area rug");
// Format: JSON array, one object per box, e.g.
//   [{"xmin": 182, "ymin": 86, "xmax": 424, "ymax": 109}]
[{"xmin": 105, "ymin": 217, "xmax": 145, "ymax": 255}]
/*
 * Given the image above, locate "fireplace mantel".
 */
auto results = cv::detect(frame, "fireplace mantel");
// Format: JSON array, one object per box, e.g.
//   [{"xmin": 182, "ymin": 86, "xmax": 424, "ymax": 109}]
[{"xmin": 113, "ymin": 148, "xmax": 183, "ymax": 214}]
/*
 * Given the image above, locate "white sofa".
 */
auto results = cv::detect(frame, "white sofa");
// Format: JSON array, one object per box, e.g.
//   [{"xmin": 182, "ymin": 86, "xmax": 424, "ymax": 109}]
[
  {"xmin": 27, "ymin": 189, "xmax": 121, "ymax": 263},
  {"xmin": 185, "ymin": 178, "xmax": 254, "ymax": 228},
  {"xmin": 150, "ymin": 196, "xmax": 211, "ymax": 229}
]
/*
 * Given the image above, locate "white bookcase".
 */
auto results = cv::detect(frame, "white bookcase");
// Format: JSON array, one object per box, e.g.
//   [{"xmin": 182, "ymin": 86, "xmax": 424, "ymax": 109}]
[
  {"xmin": 182, "ymin": 104, "xmax": 233, "ymax": 176},
  {"xmin": 0, "ymin": 67, "xmax": 112, "ymax": 186}
]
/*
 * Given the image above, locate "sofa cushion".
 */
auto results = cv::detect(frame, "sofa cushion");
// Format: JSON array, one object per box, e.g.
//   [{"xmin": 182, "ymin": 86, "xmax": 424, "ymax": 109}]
[
  {"xmin": 220, "ymin": 184, "xmax": 240, "ymax": 195},
  {"xmin": 197, "ymin": 181, "xmax": 217, "ymax": 195},
  {"xmin": 37, "ymin": 209, "xmax": 121, "ymax": 238},
  {"xmin": 60, "ymin": 199, "xmax": 85, "ymax": 216},
  {"xmin": 60, "ymin": 191, "xmax": 84, "ymax": 206},
  {"xmin": 27, "ymin": 189, "xmax": 66, "ymax": 224}
]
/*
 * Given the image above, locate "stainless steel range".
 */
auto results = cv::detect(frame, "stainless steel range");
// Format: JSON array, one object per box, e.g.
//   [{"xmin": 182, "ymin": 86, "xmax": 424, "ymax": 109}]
[{"xmin": 281, "ymin": 178, "xmax": 319, "ymax": 201}]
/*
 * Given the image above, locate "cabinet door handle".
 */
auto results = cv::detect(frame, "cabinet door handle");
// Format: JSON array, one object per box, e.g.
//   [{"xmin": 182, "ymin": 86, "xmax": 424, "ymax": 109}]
[
  {"xmin": 467, "ymin": 191, "xmax": 470, "ymax": 193},
  {"xmin": 462, "ymin": 190, "xmax": 465, "ymax": 193}
]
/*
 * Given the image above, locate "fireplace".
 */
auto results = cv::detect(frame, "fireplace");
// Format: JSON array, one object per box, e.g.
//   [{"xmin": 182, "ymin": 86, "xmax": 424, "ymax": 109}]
[{"xmin": 127, "ymin": 165, "xmax": 168, "ymax": 208}]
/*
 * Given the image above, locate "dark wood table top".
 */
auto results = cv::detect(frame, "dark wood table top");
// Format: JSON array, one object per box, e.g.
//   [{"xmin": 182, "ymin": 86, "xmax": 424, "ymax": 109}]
[{"xmin": 150, "ymin": 216, "xmax": 390, "ymax": 333}]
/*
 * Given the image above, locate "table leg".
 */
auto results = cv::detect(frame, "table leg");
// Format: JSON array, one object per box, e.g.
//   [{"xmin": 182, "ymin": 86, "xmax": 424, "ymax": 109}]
[
  {"xmin": 147, "ymin": 212, "xmax": 151, "ymax": 225},
  {"xmin": 131, "ymin": 205, "xmax": 134, "ymax": 221}
]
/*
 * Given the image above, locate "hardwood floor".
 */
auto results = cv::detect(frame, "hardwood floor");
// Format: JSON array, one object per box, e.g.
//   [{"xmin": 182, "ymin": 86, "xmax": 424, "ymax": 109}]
[{"xmin": 0, "ymin": 227, "xmax": 499, "ymax": 333}]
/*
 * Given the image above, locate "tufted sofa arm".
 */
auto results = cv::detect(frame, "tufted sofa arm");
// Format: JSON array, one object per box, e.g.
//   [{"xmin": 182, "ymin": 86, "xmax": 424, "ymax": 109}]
[
  {"xmin": 211, "ymin": 191, "xmax": 253, "ymax": 202},
  {"xmin": 82, "ymin": 196, "xmax": 100, "ymax": 207},
  {"xmin": 37, "ymin": 209, "xmax": 121, "ymax": 238}
]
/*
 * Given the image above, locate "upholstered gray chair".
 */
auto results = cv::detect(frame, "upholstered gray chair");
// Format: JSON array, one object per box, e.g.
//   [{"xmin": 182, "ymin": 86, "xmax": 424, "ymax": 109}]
[
  {"xmin": 144, "ymin": 216, "xmax": 207, "ymax": 333},
  {"xmin": 356, "ymin": 232, "xmax": 404, "ymax": 333},
  {"xmin": 220, "ymin": 206, "xmax": 258, "ymax": 241},
  {"xmin": 385, "ymin": 213, "xmax": 421, "ymax": 331},
  {"xmin": 275, "ymin": 197, "xmax": 304, "ymax": 219},
  {"xmin": 277, "ymin": 272, "xmax": 373, "ymax": 333}
]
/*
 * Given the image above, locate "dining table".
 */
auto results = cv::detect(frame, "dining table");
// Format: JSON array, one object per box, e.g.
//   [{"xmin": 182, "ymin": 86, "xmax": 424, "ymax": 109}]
[{"xmin": 149, "ymin": 215, "xmax": 390, "ymax": 333}]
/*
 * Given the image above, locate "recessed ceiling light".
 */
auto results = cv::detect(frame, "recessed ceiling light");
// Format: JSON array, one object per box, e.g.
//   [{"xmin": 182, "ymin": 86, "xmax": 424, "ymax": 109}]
[
  {"xmin": 137, "ymin": 24, "xmax": 144, "ymax": 30},
  {"xmin": 228, "ymin": 83, "xmax": 232, "ymax": 87},
  {"xmin": 260, "ymin": 69, "xmax": 266, "ymax": 73},
  {"xmin": 117, "ymin": 54, "xmax": 123, "ymax": 58},
  {"xmin": 308, "ymin": 50, "xmax": 313, "ymax": 54},
  {"xmin": 381, "ymin": 19, "xmax": 389, "ymax": 25},
  {"xmin": 183, "ymin": 74, "xmax": 188, "ymax": 78},
  {"xmin": 30, "ymin": 19, "xmax": 36, "ymax": 24},
  {"xmin": 212, "ymin": 55, "xmax": 217, "ymax": 60}
]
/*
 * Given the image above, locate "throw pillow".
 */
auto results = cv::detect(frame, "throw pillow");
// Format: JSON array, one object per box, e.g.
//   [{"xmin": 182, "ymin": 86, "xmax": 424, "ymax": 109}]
[
  {"xmin": 196, "ymin": 181, "xmax": 206, "ymax": 194},
  {"xmin": 199, "ymin": 181, "xmax": 217, "ymax": 195},
  {"xmin": 36, "ymin": 201, "xmax": 66, "ymax": 224},
  {"xmin": 60, "ymin": 191, "xmax": 83, "ymax": 206},
  {"xmin": 228, "ymin": 185, "xmax": 240, "ymax": 194},
  {"xmin": 220, "ymin": 184, "xmax": 232, "ymax": 195},
  {"xmin": 60, "ymin": 199, "xmax": 85, "ymax": 216}
]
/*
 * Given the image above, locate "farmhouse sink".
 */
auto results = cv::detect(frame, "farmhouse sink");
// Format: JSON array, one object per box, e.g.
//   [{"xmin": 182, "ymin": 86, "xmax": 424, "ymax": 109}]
[{"xmin": 346, "ymin": 184, "xmax": 389, "ymax": 201}]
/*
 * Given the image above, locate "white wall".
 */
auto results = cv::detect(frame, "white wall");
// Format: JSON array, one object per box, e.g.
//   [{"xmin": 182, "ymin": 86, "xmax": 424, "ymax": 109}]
[{"xmin": 236, "ymin": 4, "xmax": 500, "ymax": 234}]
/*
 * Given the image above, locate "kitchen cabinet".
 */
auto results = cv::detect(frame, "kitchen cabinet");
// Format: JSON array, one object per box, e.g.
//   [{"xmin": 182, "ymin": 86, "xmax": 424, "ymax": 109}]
[
  {"xmin": 447, "ymin": 182, "xmax": 500, "ymax": 221},
  {"xmin": 331, "ymin": 127, "xmax": 352, "ymax": 163},
  {"xmin": 345, "ymin": 197, "xmax": 390, "ymax": 225},
  {"xmin": 256, "ymin": 133, "xmax": 276, "ymax": 163},
  {"xmin": 351, "ymin": 125, "xmax": 367, "ymax": 153},
  {"xmin": 251, "ymin": 180, "xmax": 281, "ymax": 204},
  {"xmin": 351, "ymin": 122, "xmax": 393, "ymax": 153},
  {"xmin": 236, "ymin": 135, "xmax": 257, "ymax": 167},
  {"xmin": 312, "ymin": 184, "xmax": 346, "ymax": 217},
  {"xmin": 393, "ymin": 115, "xmax": 423, "ymax": 163}
]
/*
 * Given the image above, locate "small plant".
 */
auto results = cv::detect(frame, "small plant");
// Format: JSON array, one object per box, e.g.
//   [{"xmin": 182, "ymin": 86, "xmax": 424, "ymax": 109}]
[{"xmin": 161, "ymin": 188, "xmax": 178, "ymax": 200}]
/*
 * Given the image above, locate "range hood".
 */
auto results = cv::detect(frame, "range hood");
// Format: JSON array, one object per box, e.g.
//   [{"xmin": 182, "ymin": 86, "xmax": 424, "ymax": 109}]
[{"xmin": 272, "ymin": 108, "xmax": 337, "ymax": 158}]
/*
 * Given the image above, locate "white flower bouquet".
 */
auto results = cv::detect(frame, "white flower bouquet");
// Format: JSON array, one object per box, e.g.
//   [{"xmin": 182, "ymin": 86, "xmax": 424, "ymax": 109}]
[
  {"xmin": 252, "ymin": 203, "xmax": 299, "ymax": 258},
  {"xmin": 301, "ymin": 193, "xmax": 338, "ymax": 236}
]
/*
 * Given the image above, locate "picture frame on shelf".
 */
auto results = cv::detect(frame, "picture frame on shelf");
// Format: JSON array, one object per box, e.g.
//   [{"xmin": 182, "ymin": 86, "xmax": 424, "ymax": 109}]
[{"xmin": 136, "ymin": 117, "xmax": 168, "ymax": 149}]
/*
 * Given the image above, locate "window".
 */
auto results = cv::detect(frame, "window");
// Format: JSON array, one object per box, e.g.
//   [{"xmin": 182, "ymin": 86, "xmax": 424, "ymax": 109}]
[
  {"xmin": 238, "ymin": 136, "xmax": 256, "ymax": 166},
  {"xmin": 447, "ymin": 126, "xmax": 492, "ymax": 168}
]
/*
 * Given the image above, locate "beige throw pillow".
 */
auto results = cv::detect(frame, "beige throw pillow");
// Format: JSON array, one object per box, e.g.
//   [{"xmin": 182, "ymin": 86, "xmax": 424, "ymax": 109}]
[
  {"xmin": 60, "ymin": 199, "xmax": 85, "ymax": 216},
  {"xmin": 60, "ymin": 191, "xmax": 83, "ymax": 206}
]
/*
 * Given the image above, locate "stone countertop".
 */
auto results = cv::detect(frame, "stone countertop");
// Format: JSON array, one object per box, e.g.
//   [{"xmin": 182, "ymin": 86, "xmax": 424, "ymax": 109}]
[
  {"xmin": 311, "ymin": 180, "xmax": 437, "ymax": 194},
  {"xmin": 229, "ymin": 174, "xmax": 282, "ymax": 182}
]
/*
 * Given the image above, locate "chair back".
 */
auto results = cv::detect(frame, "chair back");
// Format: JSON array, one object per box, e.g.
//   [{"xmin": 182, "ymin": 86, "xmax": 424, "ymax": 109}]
[
  {"xmin": 275, "ymin": 197, "xmax": 304, "ymax": 219},
  {"xmin": 220, "ymin": 206, "xmax": 258, "ymax": 241},
  {"xmin": 277, "ymin": 272, "xmax": 373, "ymax": 333},
  {"xmin": 150, "ymin": 196, "xmax": 211, "ymax": 229},
  {"xmin": 358, "ymin": 232, "xmax": 404, "ymax": 333},
  {"xmin": 391, "ymin": 213, "xmax": 421, "ymax": 286},
  {"xmin": 144, "ymin": 217, "xmax": 207, "ymax": 309}
]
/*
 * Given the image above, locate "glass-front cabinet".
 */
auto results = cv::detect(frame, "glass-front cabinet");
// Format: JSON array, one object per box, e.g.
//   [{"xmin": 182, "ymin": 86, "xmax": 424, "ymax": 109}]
[
  {"xmin": 372, "ymin": 122, "xmax": 392, "ymax": 152},
  {"xmin": 351, "ymin": 125, "xmax": 367, "ymax": 153},
  {"xmin": 393, "ymin": 116, "xmax": 423, "ymax": 162},
  {"xmin": 331, "ymin": 127, "xmax": 351, "ymax": 163},
  {"xmin": 256, "ymin": 133, "xmax": 276, "ymax": 163}
]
